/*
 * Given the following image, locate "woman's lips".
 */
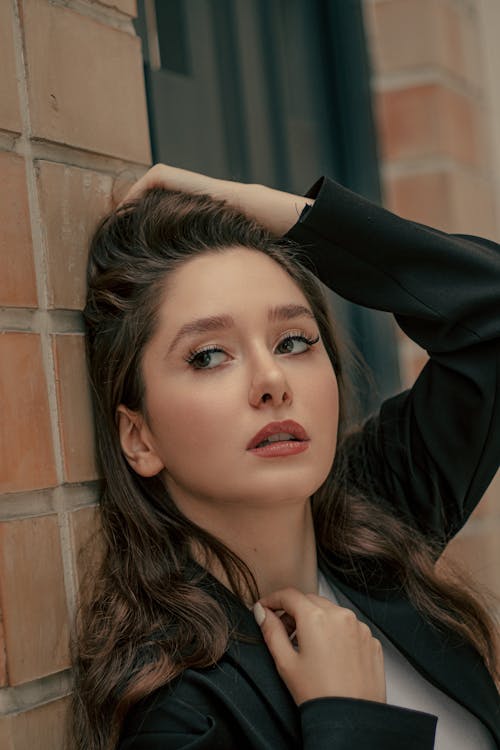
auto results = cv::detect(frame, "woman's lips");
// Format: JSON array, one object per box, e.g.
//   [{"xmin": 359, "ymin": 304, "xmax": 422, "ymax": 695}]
[
  {"xmin": 248, "ymin": 441, "xmax": 309, "ymax": 458},
  {"xmin": 246, "ymin": 420, "xmax": 310, "ymax": 457}
]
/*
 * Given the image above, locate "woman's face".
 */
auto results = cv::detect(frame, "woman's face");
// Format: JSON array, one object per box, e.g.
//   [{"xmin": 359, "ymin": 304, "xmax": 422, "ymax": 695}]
[{"xmin": 137, "ymin": 247, "xmax": 339, "ymax": 512}]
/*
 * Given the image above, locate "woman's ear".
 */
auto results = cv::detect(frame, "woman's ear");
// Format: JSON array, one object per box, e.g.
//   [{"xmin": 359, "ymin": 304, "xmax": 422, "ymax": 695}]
[{"xmin": 116, "ymin": 405, "xmax": 165, "ymax": 477}]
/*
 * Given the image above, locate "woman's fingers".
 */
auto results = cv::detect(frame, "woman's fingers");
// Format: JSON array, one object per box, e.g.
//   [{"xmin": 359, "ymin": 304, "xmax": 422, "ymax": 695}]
[
  {"xmin": 254, "ymin": 587, "xmax": 386, "ymax": 706},
  {"xmin": 120, "ymin": 164, "xmax": 219, "ymax": 205},
  {"xmin": 258, "ymin": 587, "xmax": 323, "ymax": 618},
  {"xmin": 119, "ymin": 163, "xmax": 311, "ymax": 236},
  {"xmin": 253, "ymin": 603, "xmax": 298, "ymax": 674}
]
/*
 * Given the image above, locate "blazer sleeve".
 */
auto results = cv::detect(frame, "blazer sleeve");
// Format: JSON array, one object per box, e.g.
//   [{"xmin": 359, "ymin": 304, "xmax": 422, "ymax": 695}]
[
  {"xmin": 284, "ymin": 176, "xmax": 500, "ymax": 544},
  {"xmin": 300, "ymin": 697, "xmax": 437, "ymax": 750},
  {"xmin": 118, "ymin": 677, "xmax": 438, "ymax": 749}
]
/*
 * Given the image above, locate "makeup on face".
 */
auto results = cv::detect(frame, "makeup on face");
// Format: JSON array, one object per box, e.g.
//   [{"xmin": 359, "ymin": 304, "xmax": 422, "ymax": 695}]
[
  {"xmin": 246, "ymin": 419, "xmax": 310, "ymax": 458},
  {"xmin": 138, "ymin": 247, "xmax": 339, "ymax": 517}
]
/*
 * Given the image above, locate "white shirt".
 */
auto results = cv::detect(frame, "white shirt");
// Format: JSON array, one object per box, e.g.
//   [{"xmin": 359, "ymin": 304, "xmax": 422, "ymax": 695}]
[{"xmin": 318, "ymin": 570, "xmax": 496, "ymax": 749}]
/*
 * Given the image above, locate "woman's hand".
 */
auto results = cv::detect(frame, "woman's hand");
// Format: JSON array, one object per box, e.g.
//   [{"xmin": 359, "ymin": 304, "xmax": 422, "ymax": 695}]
[
  {"xmin": 121, "ymin": 163, "xmax": 313, "ymax": 236},
  {"xmin": 253, "ymin": 587, "xmax": 386, "ymax": 706},
  {"xmin": 122, "ymin": 164, "xmax": 230, "ymax": 205}
]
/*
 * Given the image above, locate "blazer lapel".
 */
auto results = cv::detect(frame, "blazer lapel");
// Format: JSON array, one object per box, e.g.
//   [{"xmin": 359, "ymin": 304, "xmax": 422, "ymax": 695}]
[
  {"xmin": 224, "ymin": 612, "xmax": 301, "ymax": 744},
  {"xmin": 187, "ymin": 560, "xmax": 301, "ymax": 745},
  {"xmin": 318, "ymin": 559, "xmax": 500, "ymax": 743}
]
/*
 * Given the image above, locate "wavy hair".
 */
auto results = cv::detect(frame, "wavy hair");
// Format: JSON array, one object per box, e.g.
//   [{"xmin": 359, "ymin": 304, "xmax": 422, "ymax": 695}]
[{"xmin": 72, "ymin": 188, "xmax": 499, "ymax": 750}]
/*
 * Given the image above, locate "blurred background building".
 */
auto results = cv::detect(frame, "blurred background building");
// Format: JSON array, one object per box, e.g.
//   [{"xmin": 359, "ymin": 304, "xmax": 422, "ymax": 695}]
[{"xmin": 0, "ymin": 0, "xmax": 498, "ymax": 746}]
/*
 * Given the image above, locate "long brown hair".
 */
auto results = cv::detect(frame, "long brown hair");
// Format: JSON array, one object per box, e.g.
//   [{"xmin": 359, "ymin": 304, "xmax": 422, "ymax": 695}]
[{"xmin": 73, "ymin": 188, "xmax": 499, "ymax": 750}]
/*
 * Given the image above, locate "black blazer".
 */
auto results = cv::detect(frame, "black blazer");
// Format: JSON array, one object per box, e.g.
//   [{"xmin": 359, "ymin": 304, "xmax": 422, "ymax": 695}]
[{"xmin": 119, "ymin": 177, "xmax": 500, "ymax": 749}]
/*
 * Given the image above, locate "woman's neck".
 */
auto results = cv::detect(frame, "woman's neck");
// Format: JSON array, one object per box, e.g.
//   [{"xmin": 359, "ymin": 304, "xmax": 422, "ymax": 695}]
[{"xmin": 187, "ymin": 497, "xmax": 319, "ymax": 605}]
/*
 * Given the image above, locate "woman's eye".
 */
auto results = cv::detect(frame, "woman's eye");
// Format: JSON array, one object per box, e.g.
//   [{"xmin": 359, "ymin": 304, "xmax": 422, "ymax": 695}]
[
  {"xmin": 275, "ymin": 334, "xmax": 319, "ymax": 355},
  {"xmin": 186, "ymin": 347, "xmax": 228, "ymax": 370}
]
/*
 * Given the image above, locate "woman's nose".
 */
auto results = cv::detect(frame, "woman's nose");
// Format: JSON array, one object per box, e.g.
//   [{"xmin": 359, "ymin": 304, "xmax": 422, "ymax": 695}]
[{"xmin": 248, "ymin": 355, "xmax": 293, "ymax": 408}]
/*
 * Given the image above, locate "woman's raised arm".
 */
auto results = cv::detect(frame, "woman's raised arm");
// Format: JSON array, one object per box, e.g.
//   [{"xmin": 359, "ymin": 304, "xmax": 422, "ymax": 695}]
[
  {"xmin": 286, "ymin": 176, "xmax": 500, "ymax": 545},
  {"xmin": 122, "ymin": 164, "xmax": 500, "ymax": 544},
  {"xmin": 121, "ymin": 163, "xmax": 313, "ymax": 236}
]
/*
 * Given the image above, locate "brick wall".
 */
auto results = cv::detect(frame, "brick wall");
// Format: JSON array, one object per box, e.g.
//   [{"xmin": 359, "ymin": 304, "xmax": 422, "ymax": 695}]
[
  {"xmin": 364, "ymin": 0, "xmax": 500, "ymax": 605},
  {"xmin": 0, "ymin": 1, "xmax": 150, "ymax": 747},
  {"xmin": 1, "ymin": 1, "xmax": 498, "ymax": 747}
]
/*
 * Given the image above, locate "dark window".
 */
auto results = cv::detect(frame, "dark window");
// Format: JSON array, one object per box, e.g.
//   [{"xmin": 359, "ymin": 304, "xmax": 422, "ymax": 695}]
[{"xmin": 135, "ymin": 0, "xmax": 401, "ymax": 417}]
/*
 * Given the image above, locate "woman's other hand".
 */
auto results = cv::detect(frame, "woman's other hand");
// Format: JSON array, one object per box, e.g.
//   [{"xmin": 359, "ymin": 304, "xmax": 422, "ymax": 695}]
[
  {"xmin": 121, "ymin": 163, "xmax": 228, "ymax": 205},
  {"xmin": 121, "ymin": 163, "xmax": 313, "ymax": 236},
  {"xmin": 253, "ymin": 588, "xmax": 386, "ymax": 707}
]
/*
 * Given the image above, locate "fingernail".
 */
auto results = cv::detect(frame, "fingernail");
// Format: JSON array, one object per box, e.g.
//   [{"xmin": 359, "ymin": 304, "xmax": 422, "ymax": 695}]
[{"xmin": 253, "ymin": 601, "xmax": 266, "ymax": 626}]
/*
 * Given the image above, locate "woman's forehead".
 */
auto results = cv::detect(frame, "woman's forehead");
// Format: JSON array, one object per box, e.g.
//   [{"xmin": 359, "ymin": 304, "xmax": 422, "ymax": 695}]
[{"xmin": 159, "ymin": 246, "xmax": 309, "ymax": 319}]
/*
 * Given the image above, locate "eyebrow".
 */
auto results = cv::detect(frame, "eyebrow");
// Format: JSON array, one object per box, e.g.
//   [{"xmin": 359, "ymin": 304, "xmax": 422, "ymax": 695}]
[{"xmin": 167, "ymin": 304, "xmax": 315, "ymax": 354}]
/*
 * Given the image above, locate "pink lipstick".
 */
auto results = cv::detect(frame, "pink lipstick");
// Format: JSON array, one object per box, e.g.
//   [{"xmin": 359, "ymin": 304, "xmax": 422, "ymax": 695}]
[{"xmin": 247, "ymin": 420, "xmax": 310, "ymax": 458}]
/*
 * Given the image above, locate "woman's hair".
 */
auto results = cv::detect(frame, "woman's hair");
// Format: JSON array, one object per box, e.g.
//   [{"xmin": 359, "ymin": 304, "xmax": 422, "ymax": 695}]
[{"xmin": 73, "ymin": 188, "xmax": 499, "ymax": 750}]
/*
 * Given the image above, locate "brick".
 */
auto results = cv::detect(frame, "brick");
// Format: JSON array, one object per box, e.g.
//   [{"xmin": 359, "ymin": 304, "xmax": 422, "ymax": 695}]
[
  {"xmin": 367, "ymin": 0, "xmax": 437, "ymax": 74},
  {"xmin": 0, "ymin": 516, "xmax": 70, "ymax": 684},
  {"xmin": 70, "ymin": 506, "xmax": 103, "ymax": 591},
  {"xmin": 96, "ymin": 0, "xmax": 137, "ymax": 16},
  {"xmin": 367, "ymin": 0, "xmax": 481, "ymax": 87},
  {"xmin": 24, "ymin": 0, "xmax": 151, "ymax": 162},
  {"xmin": 444, "ymin": 521, "xmax": 500, "ymax": 598},
  {"xmin": 438, "ymin": 1, "xmax": 482, "ymax": 88},
  {"xmin": 447, "ymin": 169, "xmax": 497, "ymax": 239},
  {"xmin": 0, "ymin": 333, "xmax": 57, "ymax": 493},
  {"xmin": 0, "ymin": 152, "xmax": 37, "ymax": 308},
  {"xmin": 385, "ymin": 168, "xmax": 497, "ymax": 239},
  {"xmin": 0, "ymin": 1, "xmax": 22, "ymax": 134},
  {"xmin": 0, "ymin": 612, "xmax": 7, "ymax": 687},
  {"xmin": 37, "ymin": 161, "xmax": 113, "ymax": 310},
  {"xmin": 111, "ymin": 169, "xmax": 139, "ymax": 206},
  {"xmin": 52, "ymin": 335, "xmax": 98, "ymax": 483},
  {"xmin": 0, "ymin": 697, "xmax": 69, "ymax": 750},
  {"xmin": 385, "ymin": 171, "xmax": 453, "ymax": 232},
  {"xmin": 377, "ymin": 84, "xmax": 483, "ymax": 167},
  {"xmin": 0, "ymin": 717, "xmax": 13, "ymax": 750}
]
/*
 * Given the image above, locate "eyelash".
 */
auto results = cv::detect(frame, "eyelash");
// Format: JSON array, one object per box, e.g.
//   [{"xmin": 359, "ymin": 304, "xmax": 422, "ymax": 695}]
[{"xmin": 185, "ymin": 331, "xmax": 320, "ymax": 371}]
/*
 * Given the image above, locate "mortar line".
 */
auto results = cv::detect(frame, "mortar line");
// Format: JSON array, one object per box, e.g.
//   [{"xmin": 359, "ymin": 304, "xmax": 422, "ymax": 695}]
[
  {"xmin": 10, "ymin": 0, "xmax": 78, "ymax": 629},
  {"xmin": 2, "ymin": 133, "xmax": 149, "ymax": 177},
  {"xmin": 0, "ymin": 308, "xmax": 85, "ymax": 334},
  {"xmin": 0, "ymin": 669, "xmax": 72, "ymax": 716},
  {"xmin": 49, "ymin": 0, "xmax": 136, "ymax": 33},
  {"xmin": 0, "ymin": 483, "xmax": 100, "ymax": 522}
]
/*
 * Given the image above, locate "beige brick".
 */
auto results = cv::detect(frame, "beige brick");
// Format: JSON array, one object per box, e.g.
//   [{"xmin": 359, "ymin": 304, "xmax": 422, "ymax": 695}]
[
  {"xmin": 0, "ymin": 697, "xmax": 69, "ymax": 750},
  {"xmin": 52, "ymin": 335, "xmax": 99, "ymax": 483},
  {"xmin": 367, "ymin": 0, "xmax": 438, "ymax": 73},
  {"xmin": 96, "ymin": 0, "xmax": 137, "ymax": 16},
  {"xmin": 0, "ymin": 612, "xmax": 7, "ymax": 687},
  {"xmin": 438, "ymin": 1, "xmax": 482, "ymax": 88},
  {"xmin": 0, "ymin": 152, "xmax": 37, "ymax": 307},
  {"xmin": 70, "ymin": 506, "xmax": 103, "ymax": 592},
  {"xmin": 24, "ymin": 0, "xmax": 151, "ymax": 162},
  {"xmin": 439, "ymin": 86, "xmax": 484, "ymax": 168},
  {"xmin": 385, "ymin": 171, "xmax": 453, "ymax": 232},
  {"xmin": 385, "ymin": 167, "xmax": 497, "ymax": 240},
  {"xmin": 37, "ymin": 161, "xmax": 113, "ymax": 310},
  {"xmin": 0, "ymin": 333, "xmax": 57, "ymax": 493},
  {"xmin": 447, "ymin": 169, "xmax": 497, "ymax": 239},
  {"xmin": 0, "ymin": 1, "xmax": 21, "ymax": 134},
  {"xmin": 0, "ymin": 516, "xmax": 70, "ymax": 685},
  {"xmin": 0, "ymin": 717, "xmax": 14, "ymax": 750},
  {"xmin": 367, "ymin": 0, "xmax": 481, "ymax": 87},
  {"xmin": 377, "ymin": 84, "xmax": 483, "ymax": 167}
]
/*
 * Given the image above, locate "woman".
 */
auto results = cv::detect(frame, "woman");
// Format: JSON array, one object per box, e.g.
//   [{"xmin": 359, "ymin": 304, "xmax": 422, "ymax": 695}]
[{"xmin": 73, "ymin": 165, "xmax": 500, "ymax": 750}]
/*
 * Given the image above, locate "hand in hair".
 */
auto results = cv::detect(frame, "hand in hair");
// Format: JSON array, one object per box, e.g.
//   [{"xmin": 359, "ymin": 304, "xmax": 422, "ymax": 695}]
[
  {"xmin": 122, "ymin": 163, "xmax": 314, "ymax": 236},
  {"xmin": 254, "ymin": 587, "xmax": 386, "ymax": 707}
]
